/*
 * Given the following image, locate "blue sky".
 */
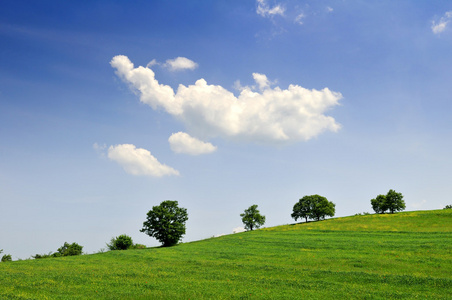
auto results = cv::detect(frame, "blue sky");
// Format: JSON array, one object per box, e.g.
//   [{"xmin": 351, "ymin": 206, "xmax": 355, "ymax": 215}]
[{"xmin": 1, "ymin": 0, "xmax": 452, "ymax": 259}]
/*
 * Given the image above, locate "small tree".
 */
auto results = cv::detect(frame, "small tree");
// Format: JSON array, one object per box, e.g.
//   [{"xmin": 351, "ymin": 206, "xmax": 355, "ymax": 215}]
[
  {"xmin": 291, "ymin": 196, "xmax": 313, "ymax": 223},
  {"xmin": 371, "ymin": 194, "xmax": 387, "ymax": 214},
  {"xmin": 56, "ymin": 242, "xmax": 83, "ymax": 256},
  {"xmin": 107, "ymin": 234, "xmax": 134, "ymax": 250},
  {"xmin": 140, "ymin": 200, "xmax": 188, "ymax": 247},
  {"xmin": 371, "ymin": 189, "xmax": 405, "ymax": 214},
  {"xmin": 240, "ymin": 204, "xmax": 266, "ymax": 231},
  {"xmin": 444, "ymin": 205, "xmax": 452, "ymax": 209}
]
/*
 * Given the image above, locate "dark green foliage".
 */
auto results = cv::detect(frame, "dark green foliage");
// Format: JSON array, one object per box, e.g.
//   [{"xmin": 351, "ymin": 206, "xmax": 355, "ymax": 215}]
[
  {"xmin": 140, "ymin": 200, "xmax": 188, "ymax": 247},
  {"xmin": 292, "ymin": 195, "xmax": 336, "ymax": 222},
  {"xmin": 240, "ymin": 204, "xmax": 266, "ymax": 231},
  {"xmin": 309, "ymin": 195, "xmax": 336, "ymax": 221},
  {"xmin": 33, "ymin": 242, "xmax": 83, "ymax": 259},
  {"xmin": 444, "ymin": 205, "xmax": 452, "ymax": 209},
  {"xmin": 107, "ymin": 234, "xmax": 134, "ymax": 250},
  {"xmin": 371, "ymin": 189, "xmax": 406, "ymax": 214},
  {"xmin": 371, "ymin": 194, "xmax": 387, "ymax": 214},
  {"xmin": 1, "ymin": 254, "xmax": 12, "ymax": 262},
  {"xmin": 291, "ymin": 197, "xmax": 312, "ymax": 222},
  {"xmin": 57, "ymin": 242, "xmax": 83, "ymax": 256}
]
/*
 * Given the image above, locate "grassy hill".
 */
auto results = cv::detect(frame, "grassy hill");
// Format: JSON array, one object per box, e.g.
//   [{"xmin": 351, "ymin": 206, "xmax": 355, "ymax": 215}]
[{"xmin": 1, "ymin": 209, "xmax": 451, "ymax": 299}]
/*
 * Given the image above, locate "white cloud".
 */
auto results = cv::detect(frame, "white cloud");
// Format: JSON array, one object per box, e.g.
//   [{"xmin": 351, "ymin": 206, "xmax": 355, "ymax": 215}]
[
  {"xmin": 326, "ymin": 6, "xmax": 333, "ymax": 13},
  {"xmin": 107, "ymin": 144, "xmax": 179, "ymax": 177},
  {"xmin": 432, "ymin": 11, "xmax": 452, "ymax": 34},
  {"xmin": 164, "ymin": 57, "xmax": 198, "ymax": 71},
  {"xmin": 111, "ymin": 55, "xmax": 342, "ymax": 144},
  {"xmin": 169, "ymin": 132, "xmax": 217, "ymax": 155},
  {"xmin": 146, "ymin": 59, "xmax": 158, "ymax": 68},
  {"xmin": 252, "ymin": 73, "xmax": 271, "ymax": 90},
  {"xmin": 256, "ymin": 0, "xmax": 285, "ymax": 18}
]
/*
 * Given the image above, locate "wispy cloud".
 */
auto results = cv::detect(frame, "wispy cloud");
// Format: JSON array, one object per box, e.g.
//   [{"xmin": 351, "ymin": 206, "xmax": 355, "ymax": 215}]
[
  {"xmin": 432, "ymin": 11, "xmax": 452, "ymax": 34},
  {"xmin": 295, "ymin": 13, "xmax": 305, "ymax": 25},
  {"xmin": 111, "ymin": 55, "xmax": 342, "ymax": 146},
  {"xmin": 256, "ymin": 0, "xmax": 285, "ymax": 18},
  {"xmin": 107, "ymin": 144, "xmax": 179, "ymax": 177}
]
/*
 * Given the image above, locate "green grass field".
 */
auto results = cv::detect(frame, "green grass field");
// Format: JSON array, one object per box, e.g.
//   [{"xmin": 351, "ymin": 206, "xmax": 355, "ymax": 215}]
[{"xmin": 1, "ymin": 209, "xmax": 451, "ymax": 299}]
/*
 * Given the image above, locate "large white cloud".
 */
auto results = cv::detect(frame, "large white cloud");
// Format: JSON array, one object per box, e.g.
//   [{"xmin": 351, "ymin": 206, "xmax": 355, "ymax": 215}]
[
  {"xmin": 169, "ymin": 132, "xmax": 217, "ymax": 155},
  {"xmin": 111, "ymin": 55, "xmax": 342, "ymax": 144},
  {"xmin": 432, "ymin": 11, "xmax": 452, "ymax": 34},
  {"xmin": 107, "ymin": 144, "xmax": 179, "ymax": 177}
]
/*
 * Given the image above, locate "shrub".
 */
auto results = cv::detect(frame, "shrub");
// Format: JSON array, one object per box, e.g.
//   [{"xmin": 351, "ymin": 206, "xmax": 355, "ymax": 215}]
[
  {"xmin": 1, "ymin": 254, "xmax": 12, "ymax": 262},
  {"xmin": 130, "ymin": 244, "xmax": 146, "ymax": 249},
  {"xmin": 57, "ymin": 242, "xmax": 83, "ymax": 256},
  {"xmin": 444, "ymin": 205, "xmax": 452, "ymax": 209},
  {"xmin": 107, "ymin": 234, "xmax": 134, "ymax": 250}
]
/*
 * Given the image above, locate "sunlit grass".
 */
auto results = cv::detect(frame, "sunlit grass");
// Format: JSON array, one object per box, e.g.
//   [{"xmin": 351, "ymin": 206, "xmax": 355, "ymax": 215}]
[{"xmin": 1, "ymin": 209, "xmax": 451, "ymax": 299}]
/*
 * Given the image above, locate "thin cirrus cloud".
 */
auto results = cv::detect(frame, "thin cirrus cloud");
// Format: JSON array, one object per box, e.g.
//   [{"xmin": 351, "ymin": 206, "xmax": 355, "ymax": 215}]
[
  {"xmin": 256, "ymin": 0, "xmax": 285, "ymax": 18},
  {"xmin": 110, "ymin": 55, "xmax": 342, "ymax": 146},
  {"xmin": 107, "ymin": 144, "xmax": 179, "ymax": 177},
  {"xmin": 169, "ymin": 132, "xmax": 217, "ymax": 155},
  {"xmin": 432, "ymin": 11, "xmax": 452, "ymax": 34}
]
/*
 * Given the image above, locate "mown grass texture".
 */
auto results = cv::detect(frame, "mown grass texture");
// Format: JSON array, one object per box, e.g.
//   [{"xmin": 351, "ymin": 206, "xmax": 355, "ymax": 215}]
[{"xmin": 0, "ymin": 209, "xmax": 451, "ymax": 299}]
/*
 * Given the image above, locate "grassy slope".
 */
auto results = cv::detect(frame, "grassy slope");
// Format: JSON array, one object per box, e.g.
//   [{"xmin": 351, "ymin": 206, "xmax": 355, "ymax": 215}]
[{"xmin": 0, "ymin": 210, "xmax": 451, "ymax": 299}]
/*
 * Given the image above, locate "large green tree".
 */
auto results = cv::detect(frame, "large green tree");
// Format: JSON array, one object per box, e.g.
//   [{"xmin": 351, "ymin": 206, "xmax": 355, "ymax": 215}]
[
  {"xmin": 371, "ymin": 189, "xmax": 405, "ymax": 214},
  {"xmin": 240, "ymin": 204, "xmax": 266, "ymax": 231},
  {"xmin": 308, "ymin": 195, "xmax": 336, "ymax": 221},
  {"xmin": 140, "ymin": 200, "xmax": 188, "ymax": 247},
  {"xmin": 292, "ymin": 195, "xmax": 335, "ymax": 222},
  {"xmin": 291, "ymin": 196, "xmax": 312, "ymax": 223}
]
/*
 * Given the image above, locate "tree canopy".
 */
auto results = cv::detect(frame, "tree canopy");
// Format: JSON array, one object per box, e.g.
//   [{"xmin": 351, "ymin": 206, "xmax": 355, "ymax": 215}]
[
  {"xmin": 371, "ymin": 189, "xmax": 405, "ymax": 214},
  {"xmin": 107, "ymin": 234, "xmax": 133, "ymax": 250},
  {"xmin": 292, "ymin": 195, "xmax": 335, "ymax": 222},
  {"xmin": 240, "ymin": 204, "xmax": 266, "ymax": 231},
  {"xmin": 140, "ymin": 200, "xmax": 188, "ymax": 247}
]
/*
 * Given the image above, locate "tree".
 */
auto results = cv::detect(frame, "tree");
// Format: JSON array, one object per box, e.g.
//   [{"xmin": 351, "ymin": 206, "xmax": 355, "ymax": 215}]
[
  {"xmin": 371, "ymin": 194, "xmax": 387, "ymax": 214},
  {"xmin": 308, "ymin": 195, "xmax": 336, "ymax": 221},
  {"xmin": 371, "ymin": 189, "xmax": 405, "ymax": 214},
  {"xmin": 107, "ymin": 234, "xmax": 134, "ymax": 250},
  {"xmin": 385, "ymin": 189, "xmax": 406, "ymax": 214},
  {"xmin": 444, "ymin": 205, "xmax": 452, "ymax": 209},
  {"xmin": 292, "ymin": 195, "xmax": 335, "ymax": 222},
  {"xmin": 56, "ymin": 242, "xmax": 83, "ymax": 256},
  {"xmin": 291, "ymin": 196, "xmax": 313, "ymax": 223},
  {"xmin": 240, "ymin": 204, "xmax": 266, "ymax": 231},
  {"xmin": 140, "ymin": 200, "xmax": 188, "ymax": 247}
]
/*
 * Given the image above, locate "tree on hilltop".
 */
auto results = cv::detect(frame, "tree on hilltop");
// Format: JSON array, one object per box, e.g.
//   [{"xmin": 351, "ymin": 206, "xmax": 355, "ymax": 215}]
[
  {"xmin": 371, "ymin": 189, "xmax": 405, "ymax": 214},
  {"xmin": 291, "ymin": 196, "xmax": 312, "ymax": 223},
  {"xmin": 140, "ymin": 200, "xmax": 188, "ymax": 247},
  {"xmin": 371, "ymin": 194, "xmax": 387, "ymax": 214},
  {"xmin": 292, "ymin": 195, "xmax": 335, "ymax": 222},
  {"xmin": 240, "ymin": 204, "xmax": 266, "ymax": 231}
]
